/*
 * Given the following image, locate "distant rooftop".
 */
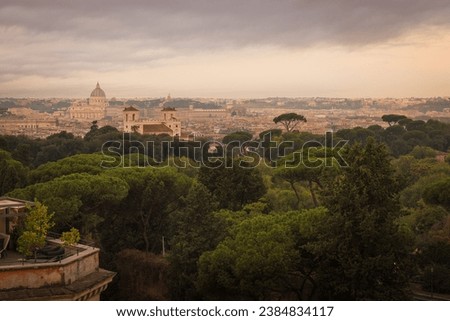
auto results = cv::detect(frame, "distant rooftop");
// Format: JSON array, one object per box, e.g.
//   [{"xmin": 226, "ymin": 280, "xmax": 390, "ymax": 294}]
[
  {"xmin": 0, "ymin": 196, "xmax": 33, "ymax": 218},
  {"xmin": 124, "ymin": 106, "xmax": 139, "ymax": 112},
  {"xmin": 143, "ymin": 123, "xmax": 172, "ymax": 134},
  {"xmin": 0, "ymin": 196, "xmax": 33, "ymax": 209}
]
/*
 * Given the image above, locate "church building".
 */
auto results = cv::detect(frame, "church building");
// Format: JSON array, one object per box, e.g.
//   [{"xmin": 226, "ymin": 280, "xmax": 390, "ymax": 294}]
[
  {"xmin": 123, "ymin": 106, "xmax": 181, "ymax": 137},
  {"xmin": 68, "ymin": 82, "xmax": 108, "ymax": 121}
]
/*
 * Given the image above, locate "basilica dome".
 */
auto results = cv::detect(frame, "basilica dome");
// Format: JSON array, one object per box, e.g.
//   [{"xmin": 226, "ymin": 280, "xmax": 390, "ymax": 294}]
[{"xmin": 90, "ymin": 82, "xmax": 106, "ymax": 98}]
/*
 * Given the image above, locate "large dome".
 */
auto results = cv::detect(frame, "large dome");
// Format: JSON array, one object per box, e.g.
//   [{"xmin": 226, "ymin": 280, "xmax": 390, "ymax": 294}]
[{"xmin": 90, "ymin": 82, "xmax": 106, "ymax": 98}]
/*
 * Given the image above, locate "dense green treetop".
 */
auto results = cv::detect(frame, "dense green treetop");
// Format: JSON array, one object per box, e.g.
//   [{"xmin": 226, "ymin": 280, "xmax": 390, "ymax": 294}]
[
  {"xmin": 9, "ymin": 173, "xmax": 129, "ymax": 233},
  {"xmin": 423, "ymin": 177, "xmax": 450, "ymax": 210},
  {"xmin": 382, "ymin": 114, "xmax": 407, "ymax": 126},
  {"xmin": 28, "ymin": 153, "xmax": 107, "ymax": 184},
  {"xmin": 222, "ymin": 131, "xmax": 253, "ymax": 144},
  {"xmin": 198, "ymin": 159, "xmax": 266, "ymax": 211},
  {"xmin": 273, "ymin": 113, "xmax": 307, "ymax": 132},
  {"xmin": 0, "ymin": 149, "xmax": 28, "ymax": 195},
  {"xmin": 197, "ymin": 208, "xmax": 328, "ymax": 300},
  {"xmin": 314, "ymin": 138, "xmax": 412, "ymax": 300}
]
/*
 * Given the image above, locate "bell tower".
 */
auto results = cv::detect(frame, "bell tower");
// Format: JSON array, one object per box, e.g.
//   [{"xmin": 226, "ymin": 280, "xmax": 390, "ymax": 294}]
[
  {"xmin": 161, "ymin": 107, "xmax": 177, "ymax": 121},
  {"xmin": 123, "ymin": 106, "xmax": 140, "ymax": 132}
]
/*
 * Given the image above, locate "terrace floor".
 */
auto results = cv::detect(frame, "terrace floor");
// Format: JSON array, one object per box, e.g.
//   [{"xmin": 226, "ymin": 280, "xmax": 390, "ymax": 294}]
[
  {"xmin": 0, "ymin": 244, "xmax": 84, "ymax": 268},
  {"xmin": 0, "ymin": 250, "xmax": 25, "ymax": 266}
]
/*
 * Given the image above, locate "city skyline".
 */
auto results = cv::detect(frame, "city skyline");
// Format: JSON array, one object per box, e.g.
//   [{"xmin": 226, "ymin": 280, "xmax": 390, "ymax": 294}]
[{"xmin": 1, "ymin": 1, "xmax": 450, "ymax": 98}]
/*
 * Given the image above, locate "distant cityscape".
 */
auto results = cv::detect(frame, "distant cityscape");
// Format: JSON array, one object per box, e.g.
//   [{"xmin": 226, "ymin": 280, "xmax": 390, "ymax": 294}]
[{"xmin": 1, "ymin": 83, "xmax": 449, "ymax": 139}]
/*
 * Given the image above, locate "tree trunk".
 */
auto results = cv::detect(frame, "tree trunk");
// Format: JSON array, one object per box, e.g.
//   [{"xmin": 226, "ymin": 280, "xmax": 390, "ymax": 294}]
[
  {"xmin": 309, "ymin": 180, "xmax": 318, "ymax": 207},
  {"xmin": 289, "ymin": 181, "xmax": 300, "ymax": 209},
  {"xmin": 139, "ymin": 210, "xmax": 150, "ymax": 252},
  {"xmin": 307, "ymin": 275, "xmax": 318, "ymax": 300}
]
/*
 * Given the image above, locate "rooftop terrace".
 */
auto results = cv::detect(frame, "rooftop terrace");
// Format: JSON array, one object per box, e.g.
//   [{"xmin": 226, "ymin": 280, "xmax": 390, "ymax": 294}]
[
  {"xmin": 0, "ymin": 236, "xmax": 115, "ymax": 300},
  {"xmin": 0, "ymin": 196, "xmax": 115, "ymax": 300}
]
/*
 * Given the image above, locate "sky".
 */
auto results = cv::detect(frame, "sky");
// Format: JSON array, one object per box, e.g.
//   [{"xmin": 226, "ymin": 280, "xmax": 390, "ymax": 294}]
[{"xmin": 1, "ymin": 0, "xmax": 450, "ymax": 98}]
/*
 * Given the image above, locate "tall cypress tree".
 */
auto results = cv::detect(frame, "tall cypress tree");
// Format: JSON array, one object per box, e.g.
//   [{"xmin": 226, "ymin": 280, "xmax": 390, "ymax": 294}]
[{"xmin": 316, "ymin": 138, "xmax": 412, "ymax": 299}]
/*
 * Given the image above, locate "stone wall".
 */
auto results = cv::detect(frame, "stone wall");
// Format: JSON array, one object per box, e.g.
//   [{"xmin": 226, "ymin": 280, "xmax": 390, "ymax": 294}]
[{"xmin": 0, "ymin": 245, "xmax": 99, "ymax": 290}]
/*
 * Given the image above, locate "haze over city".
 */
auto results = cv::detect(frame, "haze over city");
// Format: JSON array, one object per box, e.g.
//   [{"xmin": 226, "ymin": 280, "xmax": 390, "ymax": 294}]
[{"xmin": 1, "ymin": 0, "xmax": 450, "ymax": 98}]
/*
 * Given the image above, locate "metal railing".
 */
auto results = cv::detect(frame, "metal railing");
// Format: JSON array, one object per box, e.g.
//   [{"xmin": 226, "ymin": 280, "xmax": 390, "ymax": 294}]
[
  {"xmin": 47, "ymin": 231, "xmax": 97, "ymax": 248},
  {"xmin": 0, "ymin": 232, "xmax": 98, "ymax": 266}
]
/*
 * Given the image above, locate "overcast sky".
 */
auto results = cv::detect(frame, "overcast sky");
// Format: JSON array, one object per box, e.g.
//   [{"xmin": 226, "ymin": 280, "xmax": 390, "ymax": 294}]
[{"xmin": 1, "ymin": 0, "xmax": 450, "ymax": 98}]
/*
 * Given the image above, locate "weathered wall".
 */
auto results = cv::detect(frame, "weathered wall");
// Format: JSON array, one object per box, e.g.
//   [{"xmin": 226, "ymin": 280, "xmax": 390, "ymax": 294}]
[{"xmin": 0, "ymin": 248, "xmax": 99, "ymax": 290}]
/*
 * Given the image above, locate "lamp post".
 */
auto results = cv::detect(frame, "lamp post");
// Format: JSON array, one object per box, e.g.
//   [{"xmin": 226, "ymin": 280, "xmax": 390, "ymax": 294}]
[{"xmin": 430, "ymin": 266, "xmax": 434, "ymax": 300}]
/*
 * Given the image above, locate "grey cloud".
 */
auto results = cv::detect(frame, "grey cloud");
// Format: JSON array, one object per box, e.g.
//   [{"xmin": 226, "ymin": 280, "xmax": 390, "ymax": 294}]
[
  {"xmin": 1, "ymin": 0, "xmax": 450, "ymax": 83},
  {"xmin": 2, "ymin": 0, "xmax": 450, "ymax": 46}
]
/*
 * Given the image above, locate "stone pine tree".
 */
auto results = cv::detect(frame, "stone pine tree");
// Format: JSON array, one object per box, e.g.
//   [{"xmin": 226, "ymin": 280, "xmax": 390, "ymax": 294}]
[
  {"xmin": 198, "ymin": 159, "xmax": 266, "ymax": 211},
  {"xmin": 314, "ymin": 138, "xmax": 412, "ymax": 300},
  {"xmin": 381, "ymin": 114, "xmax": 407, "ymax": 126},
  {"xmin": 0, "ymin": 150, "xmax": 28, "ymax": 194},
  {"xmin": 274, "ymin": 165, "xmax": 323, "ymax": 208},
  {"xmin": 273, "ymin": 113, "xmax": 307, "ymax": 132}
]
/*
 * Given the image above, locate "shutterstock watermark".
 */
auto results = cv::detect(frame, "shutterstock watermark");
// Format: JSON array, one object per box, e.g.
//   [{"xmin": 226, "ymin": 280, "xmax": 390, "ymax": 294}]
[{"xmin": 100, "ymin": 132, "xmax": 348, "ymax": 169}]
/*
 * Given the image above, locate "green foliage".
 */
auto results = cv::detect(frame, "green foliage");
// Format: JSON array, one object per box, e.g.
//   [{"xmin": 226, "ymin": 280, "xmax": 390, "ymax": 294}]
[
  {"xmin": 258, "ymin": 128, "xmax": 282, "ymax": 140},
  {"xmin": 332, "ymin": 118, "xmax": 450, "ymax": 157},
  {"xmin": 423, "ymin": 177, "xmax": 450, "ymax": 210},
  {"xmin": 29, "ymin": 153, "xmax": 106, "ymax": 184},
  {"xmin": 264, "ymin": 188, "xmax": 310, "ymax": 211},
  {"xmin": 405, "ymin": 120, "xmax": 426, "ymax": 131},
  {"xmin": 316, "ymin": 139, "xmax": 411, "ymax": 299},
  {"xmin": 17, "ymin": 201, "xmax": 55, "ymax": 256},
  {"xmin": 336, "ymin": 127, "xmax": 375, "ymax": 144},
  {"xmin": 273, "ymin": 113, "xmax": 307, "ymax": 132},
  {"xmin": 222, "ymin": 131, "xmax": 253, "ymax": 144},
  {"xmin": 384, "ymin": 124, "xmax": 407, "ymax": 137},
  {"xmin": 367, "ymin": 124, "xmax": 384, "ymax": 133},
  {"xmin": 393, "ymin": 156, "xmax": 438, "ymax": 186},
  {"xmin": 198, "ymin": 159, "xmax": 266, "ymax": 211},
  {"xmin": 274, "ymin": 163, "xmax": 323, "ymax": 208},
  {"xmin": 121, "ymin": 152, "xmax": 156, "ymax": 167},
  {"xmin": 197, "ymin": 208, "xmax": 328, "ymax": 300},
  {"xmin": 0, "ymin": 149, "xmax": 28, "ymax": 194},
  {"xmin": 398, "ymin": 118, "xmax": 413, "ymax": 127},
  {"xmin": 409, "ymin": 146, "xmax": 438, "ymax": 159},
  {"xmin": 10, "ymin": 173, "xmax": 129, "ymax": 234},
  {"xmin": 102, "ymin": 167, "xmax": 192, "ymax": 253},
  {"xmin": 399, "ymin": 174, "xmax": 444, "ymax": 208},
  {"xmin": 167, "ymin": 182, "xmax": 226, "ymax": 299},
  {"xmin": 24, "ymin": 201, "xmax": 54, "ymax": 238},
  {"xmin": 34, "ymin": 132, "xmax": 86, "ymax": 166},
  {"xmin": 12, "ymin": 143, "xmax": 33, "ymax": 165},
  {"xmin": 167, "ymin": 156, "xmax": 199, "ymax": 178},
  {"xmin": 17, "ymin": 231, "xmax": 46, "ymax": 257},
  {"xmin": 2, "ymin": 116, "xmax": 450, "ymax": 300},
  {"xmin": 382, "ymin": 114, "xmax": 407, "ymax": 126},
  {"xmin": 416, "ymin": 214, "xmax": 450, "ymax": 294},
  {"xmin": 411, "ymin": 204, "xmax": 448, "ymax": 235},
  {"xmin": 61, "ymin": 227, "xmax": 81, "ymax": 246}
]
